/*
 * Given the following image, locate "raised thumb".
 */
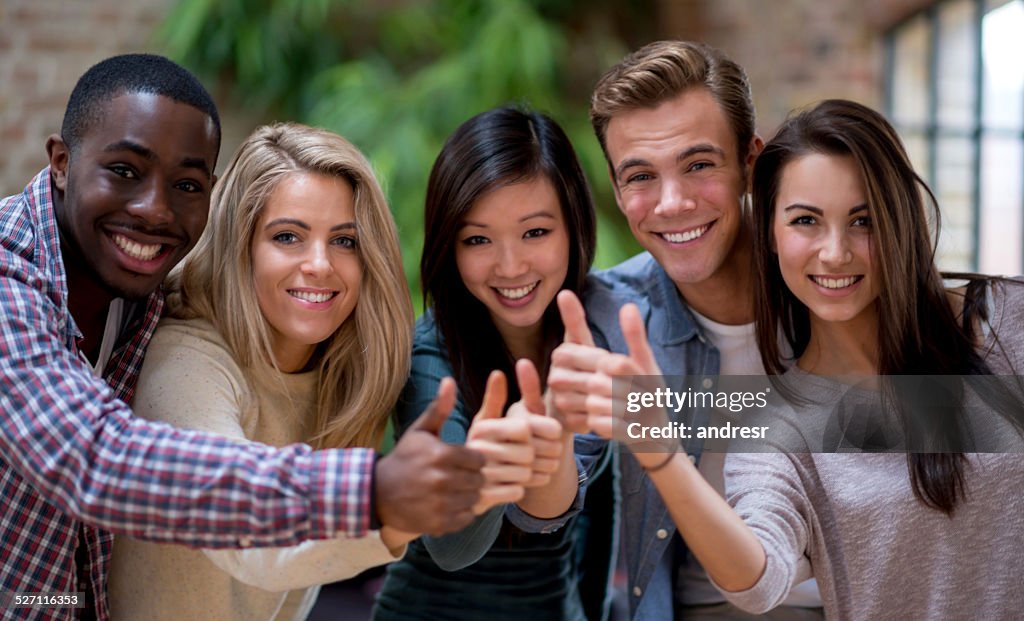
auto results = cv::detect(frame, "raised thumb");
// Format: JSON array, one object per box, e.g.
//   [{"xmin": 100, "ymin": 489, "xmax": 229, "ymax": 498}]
[{"xmin": 474, "ymin": 370, "xmax": 508, "ymax": 422}]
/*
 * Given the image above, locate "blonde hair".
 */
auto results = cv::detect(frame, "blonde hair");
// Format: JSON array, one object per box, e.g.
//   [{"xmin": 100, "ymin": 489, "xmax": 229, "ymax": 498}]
[
  {"xmin": 590, "ymin": 40, "xmax": 756, "ymax": 168},
  {"xmin": 168, "ymin": 122, "xmax": 413, "ymax": 449}
]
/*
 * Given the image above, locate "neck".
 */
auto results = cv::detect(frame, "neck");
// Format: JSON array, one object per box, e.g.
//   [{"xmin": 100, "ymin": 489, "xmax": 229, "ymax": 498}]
[
  {"xmin": 495, "ymin": 322, "xmax": 545, "ymax": 372},
  {"xmin": 61, "ymin": 239, "xmax": 115, "ymax": 362},
  {"xmin": 675, "ymin": 233, "xmax": 755, "ymax": 325},
  {"xmin": 798, "ymin": 309, "xmax": 880, "ymax": 375}
]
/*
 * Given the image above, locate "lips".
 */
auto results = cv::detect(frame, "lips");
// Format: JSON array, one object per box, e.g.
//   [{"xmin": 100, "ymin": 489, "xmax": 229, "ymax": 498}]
[
  {"xmin": 658, "ymin": 222, "xmax": 711, "ymax": 244},
  {"xmin": 810, "ymin": 275, "xmax": 862, "ymax": 289}
]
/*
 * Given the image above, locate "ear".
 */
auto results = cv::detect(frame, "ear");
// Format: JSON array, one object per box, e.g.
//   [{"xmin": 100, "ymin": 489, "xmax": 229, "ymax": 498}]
[
  {"xmin": 744, "ymin": 134, "xmax": 765, "ymax": 190},
  {"xmin": 46, "ymin": 134, "xmax": 70, "ymax": 192}
]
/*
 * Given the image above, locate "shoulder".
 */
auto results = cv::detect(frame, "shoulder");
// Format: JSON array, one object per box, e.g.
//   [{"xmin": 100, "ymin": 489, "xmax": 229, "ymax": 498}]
[
  {"xmin": 979, "ymin": 277, "xmax": 1024, "ymax": 369},
  {"xmin": 583, "ymin": 254, "xmax": 661, "ymax": 326},
  {"xmin": 0, "ymin": 191, "xmax": 36, "ymax": 261},
  {"xmin": 144, "ymin": 317, "xmax": 242, "ymax": 381},
  {"xmin": 592, "ymin": 252, "xmax": 662, "ymax": 292},
  {"xmin": 411, "ymin": 310, "xmax": 449, "ymax": 361}
]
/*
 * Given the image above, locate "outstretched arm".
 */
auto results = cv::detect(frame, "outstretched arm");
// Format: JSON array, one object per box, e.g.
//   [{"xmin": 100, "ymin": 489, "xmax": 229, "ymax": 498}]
[{"xmin": 547, "ymin": 292, "xmax": 768, "ymax": 593}]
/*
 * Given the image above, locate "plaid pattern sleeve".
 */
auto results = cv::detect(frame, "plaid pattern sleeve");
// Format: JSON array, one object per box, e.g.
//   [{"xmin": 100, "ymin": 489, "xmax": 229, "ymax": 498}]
[{"xmin": 0, "ymin": 171, "xmax": 375, "ymax": 620}]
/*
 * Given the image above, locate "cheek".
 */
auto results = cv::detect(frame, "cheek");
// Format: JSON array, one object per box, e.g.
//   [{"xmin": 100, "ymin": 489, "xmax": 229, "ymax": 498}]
[
  {"xmin": 620, "ymin": 192, "xmax": 651, "ymax": 226},
  {"xmin": 772, "ymin": 230, "xmax": 805, "ymax": 281},
  {"xmin": 454, "ymin": 248, "xmax": 484, "ymax": 288}
]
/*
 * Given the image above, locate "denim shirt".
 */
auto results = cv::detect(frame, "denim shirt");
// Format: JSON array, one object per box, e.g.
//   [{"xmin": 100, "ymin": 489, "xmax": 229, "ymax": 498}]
[{"xmin": 511, "ymin": 253, "xmax": 722, "ymax": 621}]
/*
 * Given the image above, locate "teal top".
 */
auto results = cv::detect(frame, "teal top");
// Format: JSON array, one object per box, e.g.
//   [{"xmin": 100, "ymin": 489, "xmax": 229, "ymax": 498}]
[{"xmin": 371, "ymin": 310, "xmax": 612, "ymax": 621}]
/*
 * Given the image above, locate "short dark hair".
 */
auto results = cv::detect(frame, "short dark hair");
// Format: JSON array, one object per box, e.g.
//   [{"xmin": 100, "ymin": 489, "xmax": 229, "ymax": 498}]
[
  {"xmin": 61, "ymin": 53, "xmax": 221, "ymax": 154},
  {"xmin": 422, "ymin": 106, "xmax": 597, "ymax": 412}
]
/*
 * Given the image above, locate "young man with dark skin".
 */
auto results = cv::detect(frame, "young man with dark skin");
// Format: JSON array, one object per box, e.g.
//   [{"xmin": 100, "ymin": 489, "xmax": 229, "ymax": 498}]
[{"xmin": 0, "ymin": 54, "xmax": 486, "ymax": 621}]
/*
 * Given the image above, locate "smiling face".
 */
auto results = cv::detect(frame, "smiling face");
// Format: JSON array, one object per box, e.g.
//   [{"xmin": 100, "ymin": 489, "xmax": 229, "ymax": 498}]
[
  {"xmin": 454, "ymin": 176, "xmax": 569, "ymax": 350},
  {"xmin": 605, "ymin": 87, "xmax": 758, "ymax": 297},
  {"xmin": 773, "ymin": 152, "xmax": 879, "ymax": 329},
  {"xmin": 50, "ymin": 92, "xmax": 218, "ymax": 301},
  {"xmin": 251, "ymin": 172, "xmax": 362, "ymax": 372}
]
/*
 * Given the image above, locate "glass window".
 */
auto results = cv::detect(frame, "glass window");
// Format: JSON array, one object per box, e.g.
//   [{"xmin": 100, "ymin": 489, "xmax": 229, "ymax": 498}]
[{"xmin": 887, "ymin": 0, "xmax": 1024, "ymax": 273}]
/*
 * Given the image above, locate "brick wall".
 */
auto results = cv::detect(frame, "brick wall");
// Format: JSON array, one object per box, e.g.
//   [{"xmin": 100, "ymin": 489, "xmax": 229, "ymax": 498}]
[
  {"xmin": 655, "ymin": 0, "xmax": 933, "ymax": 138},
  {"xmin": 0, "ymin": 0, "xmax": 935, "ymax": 195},
  {"xmin": 0, "ymin": 0, "xmax": 173, "ymax": 195}
]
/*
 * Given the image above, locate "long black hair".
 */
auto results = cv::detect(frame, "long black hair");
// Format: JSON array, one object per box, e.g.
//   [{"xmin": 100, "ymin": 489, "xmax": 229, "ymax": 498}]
[
  {"xmin": 421, "ymin": 106, "xmax": 597, "ymax": 413},
  {"xmin": 753, "ymin": 99, "xmax": 1022, "ymax": 514}
]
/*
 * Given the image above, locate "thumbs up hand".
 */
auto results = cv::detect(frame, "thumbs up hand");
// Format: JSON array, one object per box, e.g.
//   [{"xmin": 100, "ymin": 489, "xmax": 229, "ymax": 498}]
[
  {"xmin": 374, "ymin": 378, "xmax": 487, "ymax": 536},
  {"xmin": 548, "ymin": 297, "xmax": 667, "ymax": 441},
  {"xmin": 505, "ymin": 359, "xmax": 564, "ymax": 488},
  {"xmin": 465, "ymin": 371, "xmax": 534, "ymax": 514}
]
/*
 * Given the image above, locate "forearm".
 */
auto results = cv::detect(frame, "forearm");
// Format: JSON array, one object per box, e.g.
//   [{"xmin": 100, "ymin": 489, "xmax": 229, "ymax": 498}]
[
  {"xmin": 515, "ymin": 432, "xmax": 578, "ymax": 518},
  {"xmin": 419, "ymin": 506, "xmax": 504, "ymax": 571},
  {"xmin": 202, "ymin": 529, "xmax": 402, "ymax": 591},
  {"xmin": 2, "ymin": 379, "xmax": 374, "ymax": 546},
  {"xmin": 646, "ymin": 452, "xmax": 766, "ymax": 592}
]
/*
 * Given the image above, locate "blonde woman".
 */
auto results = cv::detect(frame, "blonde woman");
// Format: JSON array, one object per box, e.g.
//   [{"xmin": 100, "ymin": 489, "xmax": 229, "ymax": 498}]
[{"xmin": 109, "ymin": 123, "xmax": 417, "ymax": 620}]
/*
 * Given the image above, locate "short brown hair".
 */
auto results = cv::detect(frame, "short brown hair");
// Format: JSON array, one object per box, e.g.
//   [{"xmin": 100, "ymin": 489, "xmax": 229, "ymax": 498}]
[{"xmin": 590, "ymin": 40, "xmax": 756, "ymax": 167}]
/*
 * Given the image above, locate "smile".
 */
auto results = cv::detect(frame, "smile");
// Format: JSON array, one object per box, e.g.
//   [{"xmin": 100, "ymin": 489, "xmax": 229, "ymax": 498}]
[
  {"xmin": 112, "ymin": 233, "xmax": 163, "ymax": 261},
  {"xmin": 495, "ymin": 282, "xmax": 539, "ymax": 300},
  {"xmin": 288, "ymin": 289, "xmax": 338, "ymax": 303},
  {"xmin": 659, "ymin": 223, "xmax": 710, "ymax": 244},
  {"xmin": 810, "ymin": 275, "xmax": 862, "ymax": 289}
]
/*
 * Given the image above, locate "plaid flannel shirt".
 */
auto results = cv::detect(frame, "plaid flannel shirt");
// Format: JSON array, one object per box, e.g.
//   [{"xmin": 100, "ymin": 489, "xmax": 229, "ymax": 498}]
[{"xmin": 0, "ymin": 170, "xmax": 376, "ymax": 620}]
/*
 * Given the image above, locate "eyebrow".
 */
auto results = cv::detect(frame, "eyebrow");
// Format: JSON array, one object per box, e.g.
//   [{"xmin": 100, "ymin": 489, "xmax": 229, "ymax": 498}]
[
  {"xmin": 614, "ymin": 143, "xmax": 725, "ymax": 180},
  {"xmin": 263, "ymin": 218, "xmax": 357, "ymax": 231},
  {"xmin": 461, "ymin": 210, "xmax": 557, "ymax": 228},
  {"xmin": 783, "ymin": 204, "xmax": 869, "ymax": 215},
  {"xmin": 103, "ymin": 140, "xmax": 212, "ymax": 179}
]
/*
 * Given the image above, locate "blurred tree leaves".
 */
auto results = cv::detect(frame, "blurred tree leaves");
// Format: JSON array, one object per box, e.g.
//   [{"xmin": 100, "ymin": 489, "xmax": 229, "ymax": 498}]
[{"xmin": 159, "ymin": 0, "xmax": 649, "ymax": 309}]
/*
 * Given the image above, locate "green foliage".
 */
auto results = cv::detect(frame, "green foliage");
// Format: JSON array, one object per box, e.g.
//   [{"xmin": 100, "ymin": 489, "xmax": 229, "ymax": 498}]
[{"xmin": 159, "ymin": 0, "xmax": 644, "ymax": 310}]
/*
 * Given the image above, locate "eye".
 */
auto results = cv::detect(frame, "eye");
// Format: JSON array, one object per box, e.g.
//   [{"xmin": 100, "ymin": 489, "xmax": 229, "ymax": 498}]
[
  {"xmin": 688, "ymin": 161, "xmax": 713, "ymax": 172},
  {"xmin": 175, "ymin": 179, "xmax": 204, "ymax": 194},
  {"xmin": 625, "ymin": 172, "xmax": 653, "ymax": 185},
  {"xmin": 523, "ymin": 228, "xmax": 550, "ymax": 239},
  {"xmin": 789, "ymin": 215, "xmax": 816, "ymax": 226},
  {"xmin": 461, "ymin": 235, "xmax": 489, "ymax": 246},
  {"xmin": 108, "ymin": 165, "xmax": 138, "ymax": 180},
  {"xmin": 332, "ymin": 235, "xmax": 358, "ymax": 249},
  {"xmin": 272, "ymin": 231, "xmax": 299, "ymax": 245},
  {"xmin": 852, "ymin": 216, "xmax": 872, "ymax": 228}
]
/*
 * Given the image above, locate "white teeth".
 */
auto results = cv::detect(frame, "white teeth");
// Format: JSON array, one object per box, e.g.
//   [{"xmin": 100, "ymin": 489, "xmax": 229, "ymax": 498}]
[
  {"xmin": 112, "ymin": 233, "xmax": 161, "ymax": 261},
  {"xmin": 812, "ymin": 276, "xmax": 859, "ymax": 289},
  {"xmin": 661, "ymin": 224, "xmax": 709, "ymax": 243},
  {"xmin": 289, "ymin": 290, "xmax": 335, "ymax": 303},
  {"xmin": 496, "ymin": 282, "xmax": 539, "ymax": 300}
]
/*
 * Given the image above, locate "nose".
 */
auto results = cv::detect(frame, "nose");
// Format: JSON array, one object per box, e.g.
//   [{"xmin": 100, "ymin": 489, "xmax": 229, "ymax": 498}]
[
  {"xmin": 819, "ymin": 229, "xmax": 853, "ymax": 266},
  {"xmin": 127, "ymin": 179, "xmax": 174, "ymax": 228},
  {"xmin": 653, "ymin": 177, "xmax": 697, "ymax": 217},
  {"xmin": 494, "ymin": 242, "xmax": 528, "ymax": 279},
  {"xmin": 301, "ymin": 242, "xmax": 333, "ymax": 277}
]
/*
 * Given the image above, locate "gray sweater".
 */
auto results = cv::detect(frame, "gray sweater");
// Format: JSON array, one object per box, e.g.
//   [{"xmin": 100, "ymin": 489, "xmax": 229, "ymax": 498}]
[{"xmin": 721, "ymin": 279, "xmax": 1024, "ymax": 619}]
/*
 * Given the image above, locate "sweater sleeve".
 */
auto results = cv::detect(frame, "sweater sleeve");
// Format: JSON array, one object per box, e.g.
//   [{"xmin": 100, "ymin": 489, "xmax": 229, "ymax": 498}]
[
  {"xmin": 203, "ymin": 531, "xmax": 403, "ymax": 591},
  {"xmin": 712, "ymin": 451, "xmax": 814, "ymax": 614},
  {"xmin": 130, "ymin": 322, "xmax": 401, "ymax": 588}
]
